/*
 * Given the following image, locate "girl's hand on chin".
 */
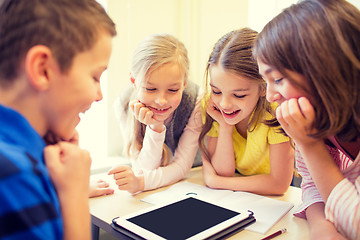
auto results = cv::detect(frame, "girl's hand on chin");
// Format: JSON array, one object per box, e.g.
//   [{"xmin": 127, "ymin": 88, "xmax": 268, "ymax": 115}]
[
  {"xmin": 206, "ymin": 98, "xmax": 232, "ymax": 129},
  {"xmin": 129, "ymin": 99, "xmax": 164, "ymax": 132},
  {"xmin": 276, "ymin": 97, "xmax": 318, "ymax": 146}
]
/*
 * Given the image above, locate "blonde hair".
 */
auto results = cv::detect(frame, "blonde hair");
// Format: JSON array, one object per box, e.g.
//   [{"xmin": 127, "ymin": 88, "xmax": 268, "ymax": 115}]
[{"xmin": 125, "ymin": 33, "xmax": 189, "ymax": 165}]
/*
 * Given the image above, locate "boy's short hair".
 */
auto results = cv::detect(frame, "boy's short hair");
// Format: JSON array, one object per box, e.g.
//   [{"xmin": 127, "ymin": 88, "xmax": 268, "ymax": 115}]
[{"xmin": 0, "ymin": 0, "xmax": 116, "ymax": 87}]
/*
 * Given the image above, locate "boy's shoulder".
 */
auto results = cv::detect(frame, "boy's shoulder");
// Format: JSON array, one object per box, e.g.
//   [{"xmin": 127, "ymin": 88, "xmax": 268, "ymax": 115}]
[{"xmin": 0, "ymin": 142, "xmax": 35, "ymax": 179}]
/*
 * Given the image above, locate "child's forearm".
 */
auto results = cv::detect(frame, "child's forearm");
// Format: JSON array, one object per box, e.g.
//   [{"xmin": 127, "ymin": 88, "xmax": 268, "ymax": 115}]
[
  {"xmin": 59, "ymin": 191, "xmax": 91, "ymax": 240},
  {"xmin": 208, "ymin": 173, "xmax": 290, "ymax": 195},
  {"xmin": 306, "ymin": 203, "xmax": 346, "ymax": 240},
  {"xmin": 134, "ymin": 125, "xmax": 166, "ymax": 170},
  {"xmin": 296, "ymin": 140, "xmax": 344, "ymax": 202},
  {"xmin": 210, "ymin": 126, "xmax": 235, "ymax": 176}
]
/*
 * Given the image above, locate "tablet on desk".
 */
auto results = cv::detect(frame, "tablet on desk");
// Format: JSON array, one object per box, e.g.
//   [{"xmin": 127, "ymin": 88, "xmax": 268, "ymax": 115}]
[{"xmin": 112, "ymin": 196, "xmax": 255, "ymax": 240}]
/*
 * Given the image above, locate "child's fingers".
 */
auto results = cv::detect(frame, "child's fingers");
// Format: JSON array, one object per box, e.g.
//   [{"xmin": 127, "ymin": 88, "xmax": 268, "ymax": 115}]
[
  {"xmin": 131, "ymin": 101, "xmax": 145, "ymax": 117},
  {"xmin": 43, "ymin": 144, "xmax": 62, "ymax": 170},
  {"xmin": 107, "ymin": 165, "xmax": 128, "ymax": 175},
  {"xmin": 138, "ymin": 106, "xmax": 152, "ymax": 122},
  {"xmin": 95, "ymin": 179, "xmax": 110, "ymax": 188},
  {"xmin": 298, "ymin": 97, "xmax": 315, "ymax": 122},
  {"xmin": 89, "ymin": 180, "xmax": 114, "ymax": 197},
  {"xmin": 67, "ymin": 130, "xmax": 79, "ymax": 145},
  {"xmin": 115, "ymin": 178, "xmax": 130, "ymax": 187},
  {"xmin": 58, "ymin": 142, "xmax": 92, "ymax": 167},
  {"xmin": 277, "ymin": 99, "xmax": 301, "ymax": 126},
  {"xmin": 92, "ymin": 188, "xmax": 114, "ymax": 197},
  {"xmin": 143, "ymin": 110, "xmax": 155, "ymax": 124},
  {"xmin": 288, "ymin": 98, "xmax": 305, "ymax": 121},
  {"xmin": 129, "ymin": 99, "xmax": 141, "ymax": 110},
  {"xmin": 281, "ymin": 98, "xmax": 315, "ymax": 127}
]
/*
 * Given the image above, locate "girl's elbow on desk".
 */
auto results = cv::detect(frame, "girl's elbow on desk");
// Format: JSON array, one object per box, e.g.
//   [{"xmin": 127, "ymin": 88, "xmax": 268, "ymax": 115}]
[{"xmin": 267, "ymin": 176, "xmax": 293, "ymax": 195}]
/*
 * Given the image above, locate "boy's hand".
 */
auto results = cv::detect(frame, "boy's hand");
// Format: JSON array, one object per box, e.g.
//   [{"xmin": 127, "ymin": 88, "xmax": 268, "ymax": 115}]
[
  {"xmin": 67, "ymin": 130, "xmax": 80, "ymax": 145},
  {"xmin": 89, "ymin": 179, "xmax": 114, "ymax": 197},
  {"xmin": 276, "ymin": 97, "xmax": 318, "ymax": 147},
  {"xmin": 44, "ymin": 142, "xmax": 91, "ymax": 196},
  {"xmin": 108, "ymin": 165, "xmax": 144, "ymax": 194},
  {"xmin": 129, "ymin": 99, "xmax": 164, "ymax": 133}
]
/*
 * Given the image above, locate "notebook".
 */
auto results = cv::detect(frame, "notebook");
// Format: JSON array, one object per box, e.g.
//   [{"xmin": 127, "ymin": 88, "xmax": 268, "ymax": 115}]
[{"xmin": 111, "ymin": 196, "xmax": 255, "ymax": 240}]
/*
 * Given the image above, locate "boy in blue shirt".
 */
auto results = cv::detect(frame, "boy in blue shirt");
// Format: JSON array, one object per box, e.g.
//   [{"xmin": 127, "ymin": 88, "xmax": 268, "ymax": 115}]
[{"xmin": 0, "ymin": 0, "xmax": 116, "ymax": 239}]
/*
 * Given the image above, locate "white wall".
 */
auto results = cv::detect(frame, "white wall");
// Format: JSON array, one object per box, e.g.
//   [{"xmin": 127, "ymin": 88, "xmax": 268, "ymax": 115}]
[
  {"xmin": 248, "ymin": 0, "xmax": 298, "ymax": 32},
  {"xmin": 348, "ymin": 0, "xmax": 360, "ymax": 9}
]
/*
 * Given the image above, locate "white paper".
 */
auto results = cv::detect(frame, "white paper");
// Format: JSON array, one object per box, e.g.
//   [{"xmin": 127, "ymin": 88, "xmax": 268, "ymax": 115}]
[{"xmin": 141, "ymin": 181, "xmax": 294, "ymax": 234}]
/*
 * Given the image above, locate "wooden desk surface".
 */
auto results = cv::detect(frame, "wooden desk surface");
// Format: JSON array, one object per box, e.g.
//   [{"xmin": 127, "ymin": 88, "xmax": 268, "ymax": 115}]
[{"xmin": 89, "ymin": 167, "xmax": 309, "ymax": 240}]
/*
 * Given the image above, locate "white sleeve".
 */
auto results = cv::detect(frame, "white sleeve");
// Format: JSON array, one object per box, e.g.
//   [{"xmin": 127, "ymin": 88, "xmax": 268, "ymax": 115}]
[
  {"xmin": 142, "ymin": 97, "xmax": 203, "ymax": 190},
  {"xmin": 114, "ymin": 91, "xmax": 166, "ymax": 171},
  {"xmin": 293, "ymin": 147, "xmax": 324, "ymax": 218},
  {"xmin": 131, "ymin": 125, "xmax": 166, "ymax": 172}
]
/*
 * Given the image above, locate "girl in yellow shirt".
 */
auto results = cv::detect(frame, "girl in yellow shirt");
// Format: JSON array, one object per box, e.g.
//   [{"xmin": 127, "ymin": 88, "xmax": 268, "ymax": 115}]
[{"xmin": 199, "ymin": 28, "xmax": 294, "ymax": 195}]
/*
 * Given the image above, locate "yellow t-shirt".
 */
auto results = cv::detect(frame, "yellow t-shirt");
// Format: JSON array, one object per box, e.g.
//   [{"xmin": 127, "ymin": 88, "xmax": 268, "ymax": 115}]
[{"xmin": 206, "ymin": 103, "xmax": 289, "ymax": 175}]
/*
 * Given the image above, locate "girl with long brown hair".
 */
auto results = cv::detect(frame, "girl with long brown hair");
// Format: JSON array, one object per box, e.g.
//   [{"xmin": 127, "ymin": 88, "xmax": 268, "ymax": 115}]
[
  {"xmin": 254, "ymin": 0, "xmax": 360, "ymax": 239},
  {"xmin": 199, "ymin": 28, "xmax": 294, "ymax": 195}
]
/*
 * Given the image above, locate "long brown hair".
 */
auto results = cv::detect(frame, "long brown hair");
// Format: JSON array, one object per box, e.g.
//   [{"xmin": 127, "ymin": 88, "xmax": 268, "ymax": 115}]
[
  {"xmin": 253, "ymin": 0, "xmax": 360, "ymax": 142},
  {"xmin": 199, "ymin": 28, "xmax": 276, "ymax": 161}
]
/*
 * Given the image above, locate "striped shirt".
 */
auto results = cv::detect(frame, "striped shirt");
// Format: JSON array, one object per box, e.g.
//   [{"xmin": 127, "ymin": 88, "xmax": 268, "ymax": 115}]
[
  {"xmin": 294, "ymin": 141, "xmax": 360, "ymax": 240},
  {"xmin": 0, "ymin": 105, "xmax": 63, "ymax": 239}
]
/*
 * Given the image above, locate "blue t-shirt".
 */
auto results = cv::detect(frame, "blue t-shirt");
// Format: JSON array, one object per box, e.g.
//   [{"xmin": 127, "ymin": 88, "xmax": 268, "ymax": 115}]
[{"xmin": 0, "ymin": 105, "xmax": 63, "ymax": 239}]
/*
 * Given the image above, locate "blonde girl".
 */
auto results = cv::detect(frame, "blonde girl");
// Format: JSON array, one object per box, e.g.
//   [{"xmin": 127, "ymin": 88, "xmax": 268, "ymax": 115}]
[
  {"xmin": 109, "ymin": 33, "xmax": 202, "ymax": 193},
  {"xmin": 199, "ymin": 28, "xmax": 294, "ymax": 195}
]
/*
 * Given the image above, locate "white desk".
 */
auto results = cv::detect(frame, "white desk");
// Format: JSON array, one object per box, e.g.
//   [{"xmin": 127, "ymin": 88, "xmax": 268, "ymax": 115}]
[{"xmin": 89, "ymin": 167, "xmax": 309, "ymax": 240}]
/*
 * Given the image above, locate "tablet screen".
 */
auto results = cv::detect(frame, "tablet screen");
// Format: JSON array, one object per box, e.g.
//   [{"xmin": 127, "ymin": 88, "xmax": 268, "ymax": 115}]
[{"xmin": 114, "ymin": 197, "xmax": 251, "ymax": 240}]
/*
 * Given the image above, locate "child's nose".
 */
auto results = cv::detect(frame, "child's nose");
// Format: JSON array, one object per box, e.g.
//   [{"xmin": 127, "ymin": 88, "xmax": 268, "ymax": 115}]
[
  {"xmin": 220, "ymin": 97, "xmax": 232, "ymax": 109},
  {"xmin": 155, "ymin": 94, "xmax": 167, "ymax": 106},
  {"xmin": 95, "ymin": 85, "xmax": 103, "ymax": 102},
  {"xmin": 266, "ymin": 85, "xmax": 279, "ymax": 103}
]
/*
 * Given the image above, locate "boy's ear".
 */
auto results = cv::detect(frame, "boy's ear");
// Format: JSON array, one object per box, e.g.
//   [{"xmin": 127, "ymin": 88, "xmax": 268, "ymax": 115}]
[{"xmin": 25, "ymin": 45, "xmax": 53, "ymax": 91}]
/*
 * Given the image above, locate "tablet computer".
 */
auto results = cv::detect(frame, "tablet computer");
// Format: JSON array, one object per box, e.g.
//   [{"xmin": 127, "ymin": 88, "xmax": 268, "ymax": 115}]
[{"xmin": 112, "ymin": 196, "xmax": 255, "ymax": 240}]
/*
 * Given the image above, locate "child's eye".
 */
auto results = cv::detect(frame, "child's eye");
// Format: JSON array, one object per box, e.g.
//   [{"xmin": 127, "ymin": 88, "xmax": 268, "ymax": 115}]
[
  {"xmin": 234, "ymin": 94, "xmax": 246, "ymax": 99},
  {"xmin": 274, "ymin": 78, "xmax": 283, "ymax": 84},
  {"xmin": 169, "ymin": 89, "xmax": 179, "ymax": 93},
  {"xmin": 93, "ymin": 77, "xmax": 100, "ymax": 82},
  {"xmin": 145, "ymin": 88, "xmax": 156, "ymax": 92},
  {"xmin": 212, "ymin": 89, "xmax": 221, "ymax": 95}
]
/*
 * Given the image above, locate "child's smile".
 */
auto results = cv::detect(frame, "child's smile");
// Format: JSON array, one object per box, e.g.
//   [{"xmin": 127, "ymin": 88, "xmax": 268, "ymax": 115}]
[
  {"xmin": 222, "ymin": 109, "xmax": 241, "ymax": 119},
  {"xmin": 148, "ymin": 106, "xmax": 171, "ymax": 115},
  {"xmin": 136, "ymin": 62, "xmax": 185, "ymax": 123},
  {"xmin": 209, "ymin": 65, "xmax": 262, "ymax": 127}
]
